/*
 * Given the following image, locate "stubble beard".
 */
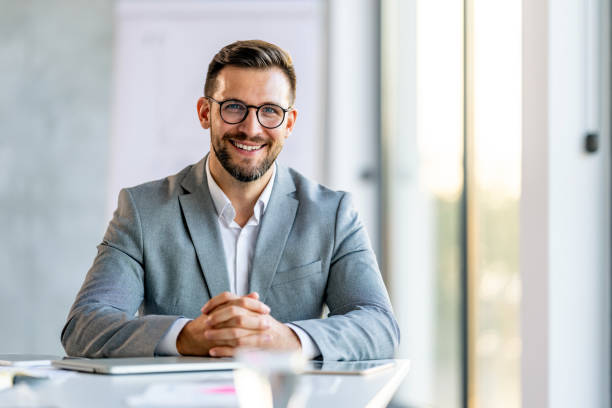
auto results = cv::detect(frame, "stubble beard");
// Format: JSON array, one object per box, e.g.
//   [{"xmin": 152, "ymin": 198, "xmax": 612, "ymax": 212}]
[{"xmin": 211, "ymin": 130, "xmax": 281, "ymax": 183}]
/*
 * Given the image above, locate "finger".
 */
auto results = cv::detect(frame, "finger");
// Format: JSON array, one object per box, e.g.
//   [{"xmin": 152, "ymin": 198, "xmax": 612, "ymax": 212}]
[
  {"xmin": 207, "ymin": 296, "xmax": 270, "ymax": 315},
  {"xmin": 210, "ymin": 314, "xmax": 270, "ymax": 331},
  {"xmin": 209, "ymin": 346, "xmax": 236, "ymax": 357},
  {"xmin": 232, "ymin": 332, "xmax": 273, "ymax": 348},
  {"xmin": 209, "ymin": 333, "xmax": 272, "ymax": 352},
  {"xmin": 246, "ymin": 292, "xmax": 259, "ymax": 300},
  {"xmin": 201, "ymin": 291, "xmax": 238, "ymax": 315},
  {"xmin": 204, "ymin": 327, "xmax": 256, "ymax": 341},
  {"xmin": 205, "ymin": 305, "xmax": 260, "ymax": 328}
]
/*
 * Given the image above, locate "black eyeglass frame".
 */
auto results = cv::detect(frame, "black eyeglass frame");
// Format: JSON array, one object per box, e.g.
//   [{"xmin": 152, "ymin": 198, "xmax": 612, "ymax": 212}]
[{"xmin": 205, "ymin": 96, "xmax": 293, "ymax": 129}]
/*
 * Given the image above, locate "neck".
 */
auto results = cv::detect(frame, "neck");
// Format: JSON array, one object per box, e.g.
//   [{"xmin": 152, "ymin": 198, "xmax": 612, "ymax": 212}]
[{"xmin": 208, "ymin": 153, "xmax": 273, "ymax": 226}]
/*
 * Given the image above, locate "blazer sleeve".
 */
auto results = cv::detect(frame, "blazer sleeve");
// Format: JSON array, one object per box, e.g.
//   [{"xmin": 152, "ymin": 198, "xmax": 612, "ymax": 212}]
[
  {"xmin": 61, "ymin": 188, "xmax": 179, "ymax": 357},
  {"xmin": 290, "ymin": 193, "xmax": 400, "ymax": 360}
]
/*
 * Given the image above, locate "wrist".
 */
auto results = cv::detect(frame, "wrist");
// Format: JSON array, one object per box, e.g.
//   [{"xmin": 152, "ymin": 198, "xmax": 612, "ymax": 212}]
[
  {"xmin": 177, "ymin": 320, "xmax": 210, "ymax": 356},
  {"xmin": 176, "ymin": 323, "xmax": 189, "ymax": 355}
]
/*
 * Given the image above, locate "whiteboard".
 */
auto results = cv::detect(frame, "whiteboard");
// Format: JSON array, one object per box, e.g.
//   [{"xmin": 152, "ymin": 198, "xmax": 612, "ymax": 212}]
[{"xmin": 108, "ymin": 0, "xmax": 326, "ymax": 220}]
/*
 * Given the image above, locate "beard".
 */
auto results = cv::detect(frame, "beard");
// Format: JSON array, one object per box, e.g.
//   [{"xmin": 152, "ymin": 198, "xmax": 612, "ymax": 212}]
[{"xmin": 211, "ymin": 130, "xmax": 282, "ymax": 182}]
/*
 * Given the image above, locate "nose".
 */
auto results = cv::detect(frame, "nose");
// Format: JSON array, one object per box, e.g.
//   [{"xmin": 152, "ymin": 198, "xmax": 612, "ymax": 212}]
[{"xmin": 237, "ymin": 107, "xmax": 263, "ymax": 136}]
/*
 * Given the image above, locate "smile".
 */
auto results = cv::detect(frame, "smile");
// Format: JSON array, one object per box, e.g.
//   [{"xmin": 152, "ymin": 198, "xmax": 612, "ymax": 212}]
[{"xmin": 230, "ymin": 140, "xmax": 265, "ymax": 152}]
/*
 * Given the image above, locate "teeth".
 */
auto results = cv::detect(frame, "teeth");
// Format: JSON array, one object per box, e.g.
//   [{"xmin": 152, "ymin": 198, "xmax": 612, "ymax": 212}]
[{"xmin": 233, "ymin": 141, "xmax": 263, "ymax": 151}]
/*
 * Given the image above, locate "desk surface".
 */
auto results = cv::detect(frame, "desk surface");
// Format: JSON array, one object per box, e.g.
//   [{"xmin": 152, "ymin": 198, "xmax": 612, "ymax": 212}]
[{"xmin": 0, "ymin": 359, "xmax": 409, "ymax": 408}]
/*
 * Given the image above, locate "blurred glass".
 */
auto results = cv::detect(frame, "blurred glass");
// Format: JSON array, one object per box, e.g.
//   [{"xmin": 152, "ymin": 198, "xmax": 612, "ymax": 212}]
[
  {"xmin": 470, "ymin": 0, "xmax": 522, "ymax": 406},
  {"xmin": 382, "ymin": 0, "xmax": 463, "ymax": 406},
  {"xmin": 235, "ymin": 350, "xmax": 307, "ymax": 408}
]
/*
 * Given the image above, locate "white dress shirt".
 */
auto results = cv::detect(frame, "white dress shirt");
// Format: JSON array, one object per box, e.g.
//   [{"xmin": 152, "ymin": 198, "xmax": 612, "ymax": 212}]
[{"xmin": 156, "ymin": 157, "xmax": 320, "ymax": 358}]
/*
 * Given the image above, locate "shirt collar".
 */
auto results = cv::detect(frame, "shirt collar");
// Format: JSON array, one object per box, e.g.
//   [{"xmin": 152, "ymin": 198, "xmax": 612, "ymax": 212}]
[{"xmin": 205, "ymin": 155, "xmax": 276, "ymax": 226}]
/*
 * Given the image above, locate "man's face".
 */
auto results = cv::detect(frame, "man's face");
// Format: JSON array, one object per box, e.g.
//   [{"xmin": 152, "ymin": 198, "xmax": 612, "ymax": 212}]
[{"xmin": 197, "ymin": 66, "xmax": 297, "ymax": 183}]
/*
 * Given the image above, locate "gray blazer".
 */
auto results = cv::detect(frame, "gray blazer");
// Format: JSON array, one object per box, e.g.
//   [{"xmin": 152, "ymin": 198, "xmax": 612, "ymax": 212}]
[{"xmin": 61, "ymin": 156, "xmax": 400, "ymax": 360}]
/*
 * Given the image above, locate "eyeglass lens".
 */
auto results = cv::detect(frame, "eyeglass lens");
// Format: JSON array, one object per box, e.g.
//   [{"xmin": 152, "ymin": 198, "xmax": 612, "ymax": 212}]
[{"xmin": 220, "ymin": 100, "xmax": 285, "ymax": 128}]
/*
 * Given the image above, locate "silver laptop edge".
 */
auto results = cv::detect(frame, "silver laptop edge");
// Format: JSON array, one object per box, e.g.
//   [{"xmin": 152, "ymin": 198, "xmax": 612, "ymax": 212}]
[{"xmin": 52, "ymin": 357, "xmax": 240, "ymax": 375}]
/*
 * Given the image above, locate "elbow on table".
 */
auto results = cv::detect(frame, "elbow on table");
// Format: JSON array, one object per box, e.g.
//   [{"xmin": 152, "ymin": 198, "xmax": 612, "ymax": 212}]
[
  {"xmin": 375, "ymin": 310, "xmax": 401, "ymax": 359},
  {"xmin": 60, "ymin": 317, "xmax": 97, "ymax": 358},
  {"xmin": 61, "ymin": 319, "xmax": 80, "ymax": 357},
  {"xmin": 346, "ymin": 307, "xmax": 401, "ymax": 361}
]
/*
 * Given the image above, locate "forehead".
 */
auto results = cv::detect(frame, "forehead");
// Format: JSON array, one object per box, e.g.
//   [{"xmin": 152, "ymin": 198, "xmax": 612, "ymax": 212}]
[{"xmin": 213, "ymin": 66, "xmax": 291, "ymax": 105}]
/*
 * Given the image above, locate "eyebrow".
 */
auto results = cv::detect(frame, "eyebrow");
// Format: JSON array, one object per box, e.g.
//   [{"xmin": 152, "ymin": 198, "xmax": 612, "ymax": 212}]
[{"xmin": 223, "ymin": 97, "xmax": 286, "ymax": 107}]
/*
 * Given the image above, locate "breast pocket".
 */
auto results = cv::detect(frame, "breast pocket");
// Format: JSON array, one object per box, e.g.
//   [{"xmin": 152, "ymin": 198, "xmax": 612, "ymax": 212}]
[{"xmin": 272, "ymin": 259, "xmax": 322, "ymax": 286}]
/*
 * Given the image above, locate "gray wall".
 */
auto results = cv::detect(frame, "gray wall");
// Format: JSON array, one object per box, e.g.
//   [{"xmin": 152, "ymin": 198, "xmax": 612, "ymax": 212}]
[{"xmin": 0, "ymin": 1, "xmax": 113, "ymax": 354}]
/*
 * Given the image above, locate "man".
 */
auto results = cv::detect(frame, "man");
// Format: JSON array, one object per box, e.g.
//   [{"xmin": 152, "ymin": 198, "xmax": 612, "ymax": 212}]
[{"xmin": 61, "ymin": 40, "xmax": 399, "ymax": 361}]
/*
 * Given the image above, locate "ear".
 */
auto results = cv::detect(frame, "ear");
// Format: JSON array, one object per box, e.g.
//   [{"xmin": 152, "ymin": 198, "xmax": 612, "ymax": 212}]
[
  {"xmin": 197, "ymin": 97, "xmax": 211, "ymax": 129},
  {"xmin": 283, "ymin": 108, "xmax": 298, "ymax": 139}
]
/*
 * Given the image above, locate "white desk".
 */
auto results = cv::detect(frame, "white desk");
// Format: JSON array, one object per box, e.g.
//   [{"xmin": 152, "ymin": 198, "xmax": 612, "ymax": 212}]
[{"xmin": 0, "ymin": 360, "xmax": 409, "ymax": 407}]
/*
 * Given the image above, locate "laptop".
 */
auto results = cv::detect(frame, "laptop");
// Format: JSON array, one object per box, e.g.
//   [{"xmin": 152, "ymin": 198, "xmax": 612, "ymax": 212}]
[{"xmin": 52, "ymin": 356, "xmax": 240, "ymax": 375}]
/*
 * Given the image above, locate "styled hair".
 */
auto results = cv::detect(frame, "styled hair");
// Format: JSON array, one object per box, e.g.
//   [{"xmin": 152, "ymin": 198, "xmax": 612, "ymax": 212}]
[{"xmin": 204, "ymin": 40, "xmax": 297, "ymax": 105}]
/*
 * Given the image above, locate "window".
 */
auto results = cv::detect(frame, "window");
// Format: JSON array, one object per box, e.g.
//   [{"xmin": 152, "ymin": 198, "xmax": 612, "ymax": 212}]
[{"xmin": 382, "ymin": 0, "xmax": 521, "ymax": 406}]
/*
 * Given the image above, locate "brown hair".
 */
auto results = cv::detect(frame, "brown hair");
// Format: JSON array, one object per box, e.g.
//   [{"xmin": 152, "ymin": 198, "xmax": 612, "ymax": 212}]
[{"xmin": 204, "ymin": 40, "xmax": 297, "ymax": 105}]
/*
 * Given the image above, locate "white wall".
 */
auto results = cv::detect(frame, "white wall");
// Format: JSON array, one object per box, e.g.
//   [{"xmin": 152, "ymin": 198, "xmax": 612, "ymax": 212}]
[
  {"xmin": 326, "ymin": 0, "xmax": 381, "ymax": 256},
  {"xmin": 0, "ymin": 1, "xmax": 113, "ymax": 355},
  {"xmin": 521, "ymin": 0, "xmax": 611, "ymax": 406}
]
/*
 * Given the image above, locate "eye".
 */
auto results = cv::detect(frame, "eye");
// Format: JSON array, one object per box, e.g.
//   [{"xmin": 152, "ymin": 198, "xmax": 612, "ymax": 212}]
[
  {"xmin": 223, "ymin": 102, "xmax": 246, "ymax": 112},
  {"xmin": 260, "ymin": 105, "xmax": 282, "ymax": 116}
]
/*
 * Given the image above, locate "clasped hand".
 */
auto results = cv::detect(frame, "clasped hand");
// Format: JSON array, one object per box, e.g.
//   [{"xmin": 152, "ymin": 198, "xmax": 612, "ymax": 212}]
[{"xmin": 176, "ymin": 292, "xmax": 301, "ymax": 357}]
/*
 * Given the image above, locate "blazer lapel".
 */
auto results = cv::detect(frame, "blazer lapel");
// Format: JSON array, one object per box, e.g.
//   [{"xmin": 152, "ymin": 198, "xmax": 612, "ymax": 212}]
[
  {"xmin": 249, "ymin": 165, "xmax": 298, "ymax": 303},
  {"xmin": 178, "ymin": 156, "xmax": 231, "ymax": 298}
]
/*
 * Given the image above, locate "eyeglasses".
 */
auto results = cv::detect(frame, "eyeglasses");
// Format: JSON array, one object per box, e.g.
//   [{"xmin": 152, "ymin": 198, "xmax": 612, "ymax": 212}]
[{"xmin": 206, "ymin": 97, "xmax": 292, "ymax": 129}]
